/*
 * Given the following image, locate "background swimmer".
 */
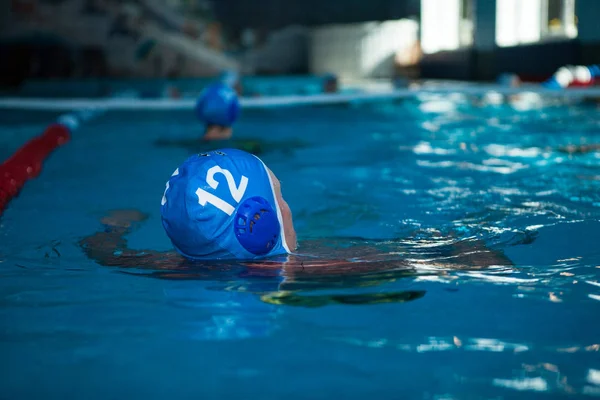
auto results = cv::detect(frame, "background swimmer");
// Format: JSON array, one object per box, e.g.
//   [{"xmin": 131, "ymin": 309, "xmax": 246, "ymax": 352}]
[
  {"xmin": 195, "ymin": 80, "xmax": 240, "ymax": 141},
  {"xmin": 322, "ymin": 73, "xmax": 339, "ymax": 93},
  {"xmin": 155, "ymin": 75, "xmax": 311, "ymax": 156}
]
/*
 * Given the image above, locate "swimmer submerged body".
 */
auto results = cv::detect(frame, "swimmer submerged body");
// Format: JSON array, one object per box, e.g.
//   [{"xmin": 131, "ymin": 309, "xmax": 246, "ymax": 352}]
[
  {"xmin": 81, "ymin": 209, "xmax": 516, "ymax": 271},
  {"xmin": 78, "ymin": 149, "xmax": 526, "ymax": 306},
  {"xmin": 80, "ymin": 209, "xmax": 520, "ymax": 306},
  {"xmin": 80, "ymin": 150, "xmax": 519, "ymax": 297},
  {"xmin": 83, "ymin": 209, "xmax": 521, "ymax": 308}
]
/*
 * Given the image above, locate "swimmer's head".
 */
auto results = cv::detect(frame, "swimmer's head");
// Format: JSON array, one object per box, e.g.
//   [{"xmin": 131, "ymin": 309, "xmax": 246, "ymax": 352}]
[
  {"xmin": 160, "ymin": 149, "xmax": 296, "ymax": 260},
  {"xmin": 195, "ymin": 82, "xmax": 240, "ymax": 128},
  {"xmin": 497, "ymin": 73, "xmax": 521, "ymax": 87},
  {"xmin": 323, "ymin": 73, "xmax": 338, "ymax": 93}
]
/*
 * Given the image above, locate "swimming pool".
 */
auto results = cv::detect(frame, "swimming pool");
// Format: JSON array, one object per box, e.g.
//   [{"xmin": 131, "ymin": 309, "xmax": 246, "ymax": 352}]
[{"xmin": 1, "ymin": 92, "xmax": 599, "ymax": 399}]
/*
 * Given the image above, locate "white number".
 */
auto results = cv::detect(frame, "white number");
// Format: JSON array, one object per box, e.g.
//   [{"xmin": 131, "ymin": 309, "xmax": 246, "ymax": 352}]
[
  {"xmin": 196, "ymin": 166, "xmax": 248, "ymax": 215},
  {"xmin": 206, "ymin": 166, "xmax": 248, "ymax": 202},
  {"xmin": 161, "ymin": 182, "xmax": 169, "ymax": 205},
  {"xmin": 161, "ymin": 168, "xmax": 179, "ymax": 206},
  {"xmin": 196, "ymin": 188, "xmax": 236, "ymax": 215}
]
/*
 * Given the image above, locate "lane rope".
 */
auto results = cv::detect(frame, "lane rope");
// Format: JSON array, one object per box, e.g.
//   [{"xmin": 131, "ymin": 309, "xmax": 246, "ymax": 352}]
[
  {"xmin": 1, "ymin": 85, "xmax": 599, "ymax": 111},
  {"xmin": 0, "ymin": 108, "xmax": 104, "ymax": 215}
]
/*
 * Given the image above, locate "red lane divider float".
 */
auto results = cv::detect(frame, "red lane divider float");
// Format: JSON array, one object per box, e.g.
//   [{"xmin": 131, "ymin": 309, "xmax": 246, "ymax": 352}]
[
  {"xmin": 0, "ymin": 124, "xmax": 70, "ymax": 214},
  {"xmin": 0, "ymin": 108, "xmax": 102, "ymax": 215}
]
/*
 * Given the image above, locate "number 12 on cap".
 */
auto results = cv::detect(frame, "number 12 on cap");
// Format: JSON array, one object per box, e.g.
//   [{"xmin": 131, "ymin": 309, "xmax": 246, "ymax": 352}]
[{"xmin": 196, "ymin": 166, "xmax": 249, "ymax": 216}]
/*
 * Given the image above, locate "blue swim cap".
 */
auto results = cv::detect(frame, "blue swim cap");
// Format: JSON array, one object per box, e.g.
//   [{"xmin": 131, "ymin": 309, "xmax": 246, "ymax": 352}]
[
  {"xmin": 195, "ymin": 82, "xmax": 240, "ymax": 127},
  {"xmin": 160, "ymin": 149, "xmax": 291, "ymax": 260}
]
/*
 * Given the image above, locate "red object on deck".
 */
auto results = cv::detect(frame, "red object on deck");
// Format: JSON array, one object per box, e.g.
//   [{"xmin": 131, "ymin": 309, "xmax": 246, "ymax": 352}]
[
  {"xmin": 569, "ymin": 78, "xmax": 597, "ymax": 88},
  {"xmin": 0, "ymin": 123, "xmax": 70, "ymax": 215}
]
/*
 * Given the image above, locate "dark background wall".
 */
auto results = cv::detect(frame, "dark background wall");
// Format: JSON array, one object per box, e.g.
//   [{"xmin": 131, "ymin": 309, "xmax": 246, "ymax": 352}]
[{"xmin": 211, "ymin": 0, "xmax": 420, "ymax": 31}]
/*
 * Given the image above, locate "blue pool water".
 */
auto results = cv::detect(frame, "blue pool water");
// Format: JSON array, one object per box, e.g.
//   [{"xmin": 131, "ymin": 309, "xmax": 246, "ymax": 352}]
[{"xmin": 1, "ymin": 93, "xmax": 600, "ymax": 399}]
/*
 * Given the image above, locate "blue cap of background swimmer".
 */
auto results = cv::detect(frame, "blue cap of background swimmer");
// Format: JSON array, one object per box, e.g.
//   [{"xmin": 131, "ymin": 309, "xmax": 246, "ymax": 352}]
[
  {"xmin": 195, "ymin": 82, "xmax": 240, "ymax": 127},
  {"xmin": 160, "ymin": 149, "xmax": 291, "ymax": 260}
]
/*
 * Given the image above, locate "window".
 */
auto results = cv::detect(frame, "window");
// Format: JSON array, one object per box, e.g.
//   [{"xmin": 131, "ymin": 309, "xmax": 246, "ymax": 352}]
[
  {"xmin": 496, "ymin": 0, "xmax": 577, "ymax": 47},
  {"xmin": 543, "ymin": 0, "xmax": 578, "ymax": 39},
  {"xmin": 459, "ymin": 0, "xmax": 474, "ymax": 48},
  {"xmin": 421, "ymin": 0, "xmax": 473, "ymax": 54}
]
